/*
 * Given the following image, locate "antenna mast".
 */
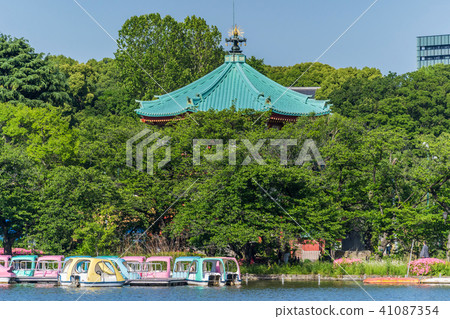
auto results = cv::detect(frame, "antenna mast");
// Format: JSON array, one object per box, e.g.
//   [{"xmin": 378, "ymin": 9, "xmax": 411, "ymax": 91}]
[
  {"xmin": 233, "ymin": 0, "xmax": 235, "ymax": 28},
  {"xmin": 225, "ymin": 0, "xmax": 246, "ymax": 54}
]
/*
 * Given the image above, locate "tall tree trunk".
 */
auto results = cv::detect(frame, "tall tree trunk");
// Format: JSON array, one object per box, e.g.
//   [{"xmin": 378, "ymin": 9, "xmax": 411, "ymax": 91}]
[
  {"xmin": 244, "ymin": 242, "xmax": 255, "ymax": 263},
  {"xmin": 3, "ymin": 235, "xmax": 13, "ymax": 255},
  {"xmin": 229, "ymin": 243, "xmax": 242, "ymax": 259}
]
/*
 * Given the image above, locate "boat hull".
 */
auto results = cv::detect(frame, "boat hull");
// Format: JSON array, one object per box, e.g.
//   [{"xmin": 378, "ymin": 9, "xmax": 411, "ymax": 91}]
[
  {"xmin": 0, "ymin": 277, "xmax": 14, "ymax": 284},
  {"xmin": 186, "ymin": 279, "xmax": 227, "ymax": 286},
  {"xmin": 15, "ymin": 277, "xmax": 58, "ymax": 284},
  {"xmin": 60, "ymin": 280, "xmax": 125, "ymax": 287},
  {"xmin": 128, "ymin": 278, "xmax": 187, "ymax": 286}
]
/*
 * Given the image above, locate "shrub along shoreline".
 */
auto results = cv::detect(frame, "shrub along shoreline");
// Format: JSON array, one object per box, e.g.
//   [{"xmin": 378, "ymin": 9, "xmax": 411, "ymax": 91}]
[{"xmin": 241, "ymin": 259, "xmax": 450, "ymax": 278}]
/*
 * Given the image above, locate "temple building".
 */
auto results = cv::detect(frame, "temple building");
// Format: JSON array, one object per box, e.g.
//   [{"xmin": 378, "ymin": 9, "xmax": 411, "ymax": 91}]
[{"xmin": 135, "ymin": 26, "xmax": 330, "ymax": 125}]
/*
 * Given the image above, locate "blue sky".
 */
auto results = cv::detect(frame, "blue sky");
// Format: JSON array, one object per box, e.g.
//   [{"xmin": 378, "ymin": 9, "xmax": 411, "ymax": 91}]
[{"xmin": 1, "ymin": 0, "xmax": 450, "ymax": 74}]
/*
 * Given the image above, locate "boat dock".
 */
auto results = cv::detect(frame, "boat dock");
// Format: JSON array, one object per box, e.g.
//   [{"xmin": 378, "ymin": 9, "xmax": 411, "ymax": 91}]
[{"xmin": 127, "ymin": 278, "xmax": 187, "ymax": 287}]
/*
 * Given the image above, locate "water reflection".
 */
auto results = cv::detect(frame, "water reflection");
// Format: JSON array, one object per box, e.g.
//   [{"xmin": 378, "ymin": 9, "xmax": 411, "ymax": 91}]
[
  {"xmin": 0, "ymin": 281, "xmax": 449, "ymax": 301},
  {"xmin": 0, "ymin": 284, "xmax": 12, "ymax": 290}
]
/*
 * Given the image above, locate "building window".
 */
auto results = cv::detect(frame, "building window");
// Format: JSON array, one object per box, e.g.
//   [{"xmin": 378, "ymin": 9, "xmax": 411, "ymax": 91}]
[
  {"xmin": 419, "ymin": 44, "xmax": 450, "ymax": 51},
  {"xmin": 421, "ymin": 55, "xmax": 450, "ymax": 61}
]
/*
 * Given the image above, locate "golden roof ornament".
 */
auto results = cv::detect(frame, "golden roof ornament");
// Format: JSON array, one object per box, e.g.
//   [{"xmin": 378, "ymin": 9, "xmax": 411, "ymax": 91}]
[{"xmin": 225, "ymin": 24, "xmax": 247, "ymax": 54}]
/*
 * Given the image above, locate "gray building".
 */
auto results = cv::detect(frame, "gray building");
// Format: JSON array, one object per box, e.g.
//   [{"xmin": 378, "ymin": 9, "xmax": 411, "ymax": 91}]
[{"xmin": 417, "ymin": 34, "xmax": 450, "ymax": 68}]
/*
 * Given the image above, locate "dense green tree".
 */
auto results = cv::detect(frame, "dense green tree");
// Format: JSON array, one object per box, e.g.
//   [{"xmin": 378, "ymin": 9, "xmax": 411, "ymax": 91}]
[
  {"xmin": 30, "ymin": 166, "xmax": 122, "ymax": 254},
  {"xmin": 116, "ymin": 13, "xmax": 223, "ymax": 100},
  {"xmin": 74, "ymin": 113, "xmax": 141, "ymax": 173},
  {"xmin": 171, "ymin": 165, "xmax": 343, "ymax": 261},
  {"xmin": 72, "ymin": 204, "xmax": 121, "ymax": 256},
  {"xmin": 314, "ymin": 66, "xmax": 381, "ymax": 99},
  {"xmin": 408, "ymin": 134, "xmax": 450, "ymax": 257},
  {"xmin": 246, "ymin": 56, "xmax": 267, "ymax": 75},
  {"xmin": 260, "ymin": 62, "xmax": 380, "ymax": 101},
  {"xmin": 0, "ymin": 145, "xmax": 39, "ymax": 255},
  {"xmin": 48, "ymin": 56, "xmax": 135, "ymax": 116},
  {"xmin": 87, "ymin": 58, "xmax": 135, "ymax": 115},
  {"xmin": 124, "ymin": 110, "xmax": 345, "ymax": 259},
  {"xmin": 330, "ymin": 65, "xmax": 450, "ymax": 136},
  {"xmin": 0, "ymin": 103, "xmax": 77, "ymax": 166},
  {"xmin": 0, "ymin": 35, "xmax": 70, "ymax": 107},
  {"xmin": 49, "ymin": 55, "xmax": 97, "ymax": 111},
  {"xmin": 265, "ymin": 62, "xmax": 335, "ymax": 87}
]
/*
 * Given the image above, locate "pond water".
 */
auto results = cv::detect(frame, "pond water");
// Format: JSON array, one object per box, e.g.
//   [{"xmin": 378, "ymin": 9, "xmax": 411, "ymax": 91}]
[{"xmin": 1, "ymin": 281, "xmax": 450, "ymax": 301}]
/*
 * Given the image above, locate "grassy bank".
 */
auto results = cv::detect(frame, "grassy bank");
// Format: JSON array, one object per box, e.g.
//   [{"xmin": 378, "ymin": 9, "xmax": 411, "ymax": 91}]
[{"xmin": 241, "ymin": 260, "xmax": 409, "ymax": 277}]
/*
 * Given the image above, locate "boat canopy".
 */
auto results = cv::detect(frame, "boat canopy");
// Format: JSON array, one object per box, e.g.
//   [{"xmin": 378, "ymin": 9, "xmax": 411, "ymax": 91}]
[
  {"xmin": 122, "ymin": 256, "xmax": 146, "ymax": 263},
  {"xmin": 37, "ymin": 255, "xmax": 64, "ymax": 262},
  {"xmin": 60, "ymin": 258, "xmax": 125, "ymax": 283}
]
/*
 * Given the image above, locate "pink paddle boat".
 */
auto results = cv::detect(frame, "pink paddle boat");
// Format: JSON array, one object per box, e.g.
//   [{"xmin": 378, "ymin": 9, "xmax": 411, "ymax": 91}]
[
  {"xmin": 0, "ymin": 255, "xmax": 16, "ymax": 284},
  {"xmin": 34, "ymin": 255, "xmax": 64, "ymax": 278},
  {"xmin": 121, "ymin": 256, "xmax": 172, "ymax": 279},
  {"xmin": 142, "ymin": 256, "xmax": 172, "ymax": 279},
  {"xmin": 126, "ymin": 256, "xmax": 187, "ymax": 286}
]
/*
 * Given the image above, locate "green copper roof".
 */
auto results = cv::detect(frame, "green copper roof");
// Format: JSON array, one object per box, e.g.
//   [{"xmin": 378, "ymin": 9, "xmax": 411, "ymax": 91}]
[{"xmin": 135, "ymin": 54, "xmax": 330, "ymax": 118}]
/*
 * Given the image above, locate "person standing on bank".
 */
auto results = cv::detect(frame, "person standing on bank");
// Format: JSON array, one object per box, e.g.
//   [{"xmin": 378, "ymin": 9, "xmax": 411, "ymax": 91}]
[{"xmin": 420, "ymin": 241, "xmax": 429, "ymax": 258}]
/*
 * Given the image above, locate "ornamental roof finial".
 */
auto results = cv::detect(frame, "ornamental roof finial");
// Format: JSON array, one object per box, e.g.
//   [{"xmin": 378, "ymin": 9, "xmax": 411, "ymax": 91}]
[{"xmin": 225, "ymin": 25, "xmax": 246, "ymax": 54}]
